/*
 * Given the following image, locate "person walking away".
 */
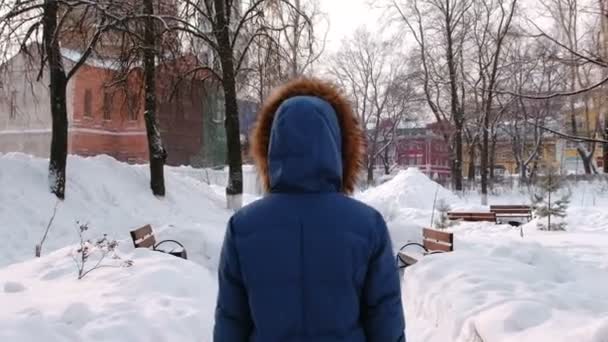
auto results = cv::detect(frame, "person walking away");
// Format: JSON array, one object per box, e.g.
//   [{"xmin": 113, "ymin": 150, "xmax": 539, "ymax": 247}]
[{"xmin": 213, "ymin": 78, "xmax": 406, "ymax": 341}]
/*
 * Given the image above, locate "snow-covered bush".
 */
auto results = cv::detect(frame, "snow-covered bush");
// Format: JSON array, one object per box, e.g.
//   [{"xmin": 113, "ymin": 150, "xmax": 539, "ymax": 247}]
[
  {"xmin": 72, "ymin": 222, "xmax": 133, "ymax": 280},
  {"xmin": 434, "ymin": 199, "xmax": 453, "ymax": 230}
]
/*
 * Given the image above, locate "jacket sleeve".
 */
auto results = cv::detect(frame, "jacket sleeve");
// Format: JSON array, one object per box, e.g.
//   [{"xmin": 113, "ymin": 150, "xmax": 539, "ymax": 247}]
[
  {"xmin": 213, "ymin": 217, "xmax": 253, "ymax": 341},
  {"xmin": 362, "ymin": 212, "xmax": 406, "ymax": 342}
]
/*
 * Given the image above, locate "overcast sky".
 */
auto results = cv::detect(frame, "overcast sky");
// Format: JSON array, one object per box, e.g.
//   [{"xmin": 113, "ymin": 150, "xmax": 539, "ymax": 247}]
[{"xmin": 319, "ymin": 0, "xmax": 383, "ymax": 52}]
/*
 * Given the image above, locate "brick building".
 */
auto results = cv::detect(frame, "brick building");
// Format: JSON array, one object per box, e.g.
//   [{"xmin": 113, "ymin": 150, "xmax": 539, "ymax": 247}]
[
  {"xmin": 392, "ymin": 122, "xmax": 452, "ymax": 182},
  {"xmin": 67, "ymin": 57, "xmax": 148, "ymax": 163},
  {"xmin": 0, "ymin": 49, "xmax": 210, "ymax": 165}
]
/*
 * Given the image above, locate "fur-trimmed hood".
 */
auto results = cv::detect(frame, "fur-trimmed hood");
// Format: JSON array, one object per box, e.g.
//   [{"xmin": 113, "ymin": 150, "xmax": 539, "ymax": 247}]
[{"xmin": 250, "ymin": 78, "xmax": 365, "ymax": 194}]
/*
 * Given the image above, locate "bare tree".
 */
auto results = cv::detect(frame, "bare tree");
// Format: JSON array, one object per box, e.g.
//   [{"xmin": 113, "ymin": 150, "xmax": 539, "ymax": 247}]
[
  {"xmin": 534, "ymin": 0, "xmax": 605, "ymax": 174},
  {"xmin": 245, "ymin": 0, "xmax": 327, "ymax": 103},
  {"xmin": 467, "ymin": 0, "xmax": 517, "ymax": 204},
  {"xmin": 391, "ymin": 0, "xmax": 473, "ymax": 191},
  {"xmin": 141, "ymin": 0, "xmax": 167, "ymax": 196},
  {"xmin": 501, "ymin": 40, "xmax": 565, "ymax": 183},
  {"xmin": 272, "ymin": 0, "xmax": 327, "ymax": 77},
  {"xmin": 166, "ymin": 0, "xmax": 310, "ymax": 208},
  {"xmin": 328, "ymin": 28, "xmax": 417, "ymax": 185},
  {"xmin": 0, "ymin": 0, "xmax": 128, "ymax": 199}
]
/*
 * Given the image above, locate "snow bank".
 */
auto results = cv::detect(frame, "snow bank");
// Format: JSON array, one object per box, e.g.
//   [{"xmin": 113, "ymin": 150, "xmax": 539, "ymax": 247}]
[
  {"xmin": 0, "ymin": 153, "xmax": 231, "ymax": 269},
  {"xmin": 171, "ymin": 164, "xmax": 262, "ymax": 195},
  {"xmin": 0, "ymin": 153, "xmax": 231, "ymax": 341},
  {"xmin": 359, "ymin": 168, "xmax": 459, "ymax": 218},
  {"xmin": 0, "ymin": 247, "xmax": 217, "ymax": 342},
  {"xmin": 358, "ymin": 168, "xmax": 461, "ymax": 248},
  {"xmin": 403, "ymin": 240, "xmax": 608, "ymax": 342}
]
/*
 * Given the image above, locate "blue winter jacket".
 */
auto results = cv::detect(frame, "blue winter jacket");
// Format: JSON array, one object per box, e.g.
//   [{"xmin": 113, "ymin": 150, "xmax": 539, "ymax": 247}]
[{"xmin": 213, "ymin": 95, "xmax": 405, "ymax": 341}]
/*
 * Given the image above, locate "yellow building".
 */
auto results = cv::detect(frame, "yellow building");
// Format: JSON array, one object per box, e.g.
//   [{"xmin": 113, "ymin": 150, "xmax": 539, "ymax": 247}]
[
  {"xmin": 463, "ymin": 137, "xmax": 559, "ymax": 177},
  {"xmin": 559, "ymin": 93, "xmax": 606, "ymax": 174}
]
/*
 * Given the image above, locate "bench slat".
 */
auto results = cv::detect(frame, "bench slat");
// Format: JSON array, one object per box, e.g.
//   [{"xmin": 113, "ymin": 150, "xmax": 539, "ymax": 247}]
[
  {"xmin": 448, "ymin": 212, "xmax": 496, "ymax": 222},
  {"xmin": 491, "ymin": 208, "xmax": 531, "ymax": 212},
  {"xmin": 424, "ymin": 239, "xmax": 453, "ymax": 252},
  {"xmin": 448, "ymin": 213, "xmax": 496, "ymax": 217},
  {"xmin": 423, "ymin": 228, "xmax": 453, "ymax": 244},
  {"xmin": 130, "ymin": 225, "xmax": 156, "ymax": 248},
  {"xmin": 398, "ymin": 252, "xmax": 419, "ymax": 266},
  {"xmin": 490, "ymin": 205, "xmax": 530, "ymax": 210}
]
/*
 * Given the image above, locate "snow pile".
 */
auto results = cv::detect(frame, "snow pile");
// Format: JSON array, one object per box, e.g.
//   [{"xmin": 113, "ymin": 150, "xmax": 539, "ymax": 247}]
[
  {"xmin": 403, "ymin": 240, "xmax": 608, "ymax": 342},
  {"xmin": 359, "ymin": 168, "xmax": 459, "ymax": 219},
  {"xmin": 358, "ymin": 168, "xmax": 461, "ymax": 248},
  {"xmin": 0, "ymin": 153, "xmax": 231, "ymax": 268},
  {"xmin": 0, "ymin": 247, "xmax": 217, "ymax": 342}
]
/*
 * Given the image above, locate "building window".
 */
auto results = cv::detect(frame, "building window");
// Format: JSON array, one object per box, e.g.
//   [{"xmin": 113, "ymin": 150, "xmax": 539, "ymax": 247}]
[
  {"xmin": 83, "ymin": 89, "xmax": 92, "ymax": 117},
  {"xmin": 103, "ymin": 92, "xmax": 112, "ymax": 120},
  {"xmin": 128, "ymin": 92, "xmax": 139, "ymax": 121},
  {"xmin": 9, "ymin": 90, "xmax": 17, "ymax": 120}
]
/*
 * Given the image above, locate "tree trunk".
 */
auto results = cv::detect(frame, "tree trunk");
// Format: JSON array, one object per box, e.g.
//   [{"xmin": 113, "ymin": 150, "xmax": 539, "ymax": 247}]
[
  {"xmin": 530, "ymin": 157, "xmax": 539, "ymax": 182},
  {"xmin": 576, "ymin": 149, "xmax": 594, "ymax": 174},
  {"xmin": 580, "ymin": 151, "xmax": 593, "ymax": 174},
  {"xmin": 489, "ymin": 137, "xmax": 497, "ymax": 180},
  {"xmin": 468, "ymin": 143, "xmax": 476, "ymax": 182},
  {"xmin": 603, "ymin": 119, "xmax": 608, "ymax": 173},
  {"xmin": 367, "ymin": 165, "xmax": 374, "ymax": 186},
  {"xmin": 452, "ymin": 131, "xmax": 463, "ymax": 191},
  {"xmin": 383, "ymin": 146, "xmax": 390, "ymax": 175},
  {"xmin": 214, "ymin": 0, "xmax": 244, "ymax": 209},
  {"xmin": 44, "ymin": 0, "xmax": 68, "ymax": 199},
  {"xmin": 604, "ymin": 126, "xmax": 608, "ymax": 173},
  {"xmin": 143, "ymin": 0, "xmax": 166, "ymax": 196},
  {"xmin": 445, "ymin": 16, "xmax": 463, "ymax": 192},
  {"xmin": 601, "ymin": 0, "xmax": 608, "ymax": 173},
  {"xmin": 547, "ymin": 185, "xmax": 552, "ymax": 231},
  {"xmin": 519, "ymin": 162, "xmax": 527, "ymax": 184},
  {"xmin": 481, "ymin": 112, "xmax": 489, "ymax": 205}
]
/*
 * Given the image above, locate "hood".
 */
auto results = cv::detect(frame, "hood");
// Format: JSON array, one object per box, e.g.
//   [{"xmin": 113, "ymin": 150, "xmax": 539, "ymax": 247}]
[{"xmin": 250, "ymin": 78, "xmax": 364, "ymax": 194}]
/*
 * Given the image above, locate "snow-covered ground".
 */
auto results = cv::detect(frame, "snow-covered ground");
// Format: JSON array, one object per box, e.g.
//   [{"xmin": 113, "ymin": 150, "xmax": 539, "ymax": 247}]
[
  {"xmin": 363, "ymin": 168, "xmax": 608, "ymax": 342},
  {"xmin": 0, "ymin": 153, "xmax": 229, "ymax": 341},
  {"xmin": 2, "ymin": 154, "xmax": 608, "ymax": 341}
]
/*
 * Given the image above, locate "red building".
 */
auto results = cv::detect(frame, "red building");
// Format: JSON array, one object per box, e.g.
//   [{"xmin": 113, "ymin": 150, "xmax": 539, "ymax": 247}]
[
  {"xmin": 393, "ymin": 122, "xmax": 452, "ymax": 182},
  {"xmin": 67, "ymin": 52, "xmax": 210, "ymax": 165},
  {"xmin": 68, "ymin": 60, "xmax": 148, "ymax": 163},
  {"xmin": 0, "ymin": 49, "xmax": 209, "ymax": 166}
]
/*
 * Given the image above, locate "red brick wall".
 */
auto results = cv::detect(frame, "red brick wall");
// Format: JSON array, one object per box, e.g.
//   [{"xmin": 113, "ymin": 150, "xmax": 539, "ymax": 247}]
[
  {"xmin": 68, "ymin": 60, "xmax": 207, "ymax": 166},
  {"xmin": 70, "ymin": 131, "xmax": 148, "ymax": 163},
  {"xmin": 69, "ymin": 65, "xmax": 148, "ymax": 163}
]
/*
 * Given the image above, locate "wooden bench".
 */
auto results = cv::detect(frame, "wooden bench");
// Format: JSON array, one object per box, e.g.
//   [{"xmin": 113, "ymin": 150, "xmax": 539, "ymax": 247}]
[
  {"xmin": 130, "ymin": 224, "xmax": 188, "ymax": 259},
  {"xmin": 490, "ymin": 205, "xmax": 532, "ymax": 226},
  {"xmin": 447, "ymin": 212, "xmax": 497, "ymax": 222},
  {"xmin": 397, "ymin": 228, "xmax": 454, "ymax": 268}
]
